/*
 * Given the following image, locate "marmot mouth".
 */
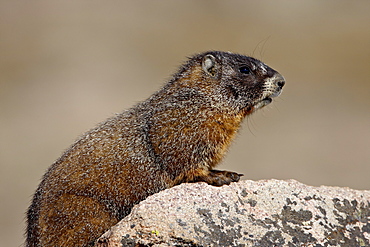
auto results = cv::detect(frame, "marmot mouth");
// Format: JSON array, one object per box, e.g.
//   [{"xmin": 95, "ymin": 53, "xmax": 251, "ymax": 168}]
[
  {"xmin": 254, "ymin": 86, "xmax": 283, "ymax": 110},
  {"xmin": 254, "ymin": 97, "xmax": 273, "ymax": 110},
  {"xmin": 263, "ymin": 97, "xmax": 273, "ymax": 104}
]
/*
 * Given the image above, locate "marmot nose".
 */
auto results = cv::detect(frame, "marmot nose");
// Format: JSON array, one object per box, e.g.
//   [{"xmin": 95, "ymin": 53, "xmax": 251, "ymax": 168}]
[
  {"xmin": 275, "ymin": 74, "xmax": 285, "ymax": 89},
  {"xmin": 277, "ymin": 80, "xmax": 285, "ymax": 88}
]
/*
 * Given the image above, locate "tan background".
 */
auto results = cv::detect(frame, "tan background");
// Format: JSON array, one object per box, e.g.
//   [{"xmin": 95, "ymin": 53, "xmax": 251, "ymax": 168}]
[{"xmin": 1, "ymin": 1, "xmax": 369, "ymax": 246}]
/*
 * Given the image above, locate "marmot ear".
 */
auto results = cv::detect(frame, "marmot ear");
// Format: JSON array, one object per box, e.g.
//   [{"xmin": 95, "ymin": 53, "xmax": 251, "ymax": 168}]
[{"xmin": 202, "ymin": 54, "xmax": 217, "ymax": 76}]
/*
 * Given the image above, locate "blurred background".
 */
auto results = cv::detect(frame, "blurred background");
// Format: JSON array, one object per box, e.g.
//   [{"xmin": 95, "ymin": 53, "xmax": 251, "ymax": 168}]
[{"xmin": 1, "ymin": 1, "xmax": 369, "ymax": 246}]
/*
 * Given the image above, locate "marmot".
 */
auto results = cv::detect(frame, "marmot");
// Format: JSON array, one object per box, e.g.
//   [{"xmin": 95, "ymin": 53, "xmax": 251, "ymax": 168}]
[{"xmin": 26, "ymin": 51, "xmax": 285, "ymax": 246}]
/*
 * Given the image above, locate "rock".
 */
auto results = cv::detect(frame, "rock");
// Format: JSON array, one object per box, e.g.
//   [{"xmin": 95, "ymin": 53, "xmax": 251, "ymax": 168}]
[{"xmin": 95, "ymin": 179, "xmax": 370, "ymax": 247}]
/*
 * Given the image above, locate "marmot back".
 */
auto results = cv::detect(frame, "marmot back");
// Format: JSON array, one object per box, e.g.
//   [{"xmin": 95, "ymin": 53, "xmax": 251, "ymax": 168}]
[{"xmin": 26, "ymin": 51, "xmax": 285, "ymax": 246}]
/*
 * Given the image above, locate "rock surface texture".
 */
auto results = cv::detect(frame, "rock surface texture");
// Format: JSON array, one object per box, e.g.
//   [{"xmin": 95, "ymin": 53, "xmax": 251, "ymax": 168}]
[{"xmin": 95, "ymin": 180, "xmax": 370, "ymax": 247}]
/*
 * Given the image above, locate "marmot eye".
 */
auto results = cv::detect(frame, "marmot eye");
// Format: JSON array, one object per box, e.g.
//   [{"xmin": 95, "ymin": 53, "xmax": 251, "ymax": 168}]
[{"xmin": 239, "ymin": 66, "xmax": 251, "ymax": 74}]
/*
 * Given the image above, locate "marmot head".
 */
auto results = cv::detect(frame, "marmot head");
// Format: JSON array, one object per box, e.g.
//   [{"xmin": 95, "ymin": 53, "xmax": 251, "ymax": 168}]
[
  {"xmin": 179, "ymin": 51, "xmax": 285, "ymax": 114},
  {"xmin": 203, "ymin": 51, "xmax": 285, "ymax": 114}
]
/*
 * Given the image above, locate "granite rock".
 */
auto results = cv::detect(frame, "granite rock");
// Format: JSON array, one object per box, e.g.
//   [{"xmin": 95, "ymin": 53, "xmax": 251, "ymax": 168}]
[{"xmin": 95, "ymin": 179, "xmax": 370, "ymax": 247}]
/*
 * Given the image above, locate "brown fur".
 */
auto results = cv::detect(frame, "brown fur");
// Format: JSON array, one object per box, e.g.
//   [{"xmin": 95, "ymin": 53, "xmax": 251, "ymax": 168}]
[{"xmin": 26, "ymin": 51, "xmax": 285, "ymax": 246}]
